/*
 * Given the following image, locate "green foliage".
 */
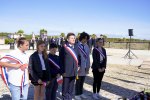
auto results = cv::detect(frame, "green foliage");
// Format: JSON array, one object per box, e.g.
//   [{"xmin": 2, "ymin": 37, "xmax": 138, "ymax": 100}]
[
  {"xmin": 40, "ymin": 29, "xmax": 47, "ymax": 34},
  {"xmin": 0, "ymin": 32, "xmax": 11, "ymax": 37},
  {"xmin": 60, "ymin": 33, "xmax": 65, "ymax": 37},
  {"xmin": 5, "ymin": 38, "xmax": 9, "ymax": 44},
  {"xmin": 91, "ymin": 34, "xmax": 96, "ymax": 38},
  {"xmin": 5, "ymin": 38, "xmax": 14, "ymax": 44},
  {"xmin": 55, "ymin": 36, "xmax": 59, "ymax": 38},
  {"xmin": 24, "ymin": 34, "xmax": 32, "ymax": 40},
  {"xmin": 17, "ymin": 30, "xmax": 24, "ymax": 35},
  {"xmin": 103, "ymin": 35, "xmax": 107, "ymax": 39}
]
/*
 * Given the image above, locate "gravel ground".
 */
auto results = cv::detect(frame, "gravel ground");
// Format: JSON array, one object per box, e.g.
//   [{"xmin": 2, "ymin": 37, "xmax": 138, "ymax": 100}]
[
  {"xmin": 0, "ymin": 48, "xmax": 150, "ymax": 100},
  {"xmin": 0, "ymin": 64, "xmax": 150, "ymax": 100}
]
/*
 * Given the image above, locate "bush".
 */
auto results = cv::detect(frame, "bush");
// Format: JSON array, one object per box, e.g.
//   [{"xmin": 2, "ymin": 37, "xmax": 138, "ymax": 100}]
[
  {"xmin": 5, "ymin": 38, "xmax": 15, "ymax": 44},
  {"xmin": 5, "ymin": 38, "xmax": 10, "ymax": 44}
]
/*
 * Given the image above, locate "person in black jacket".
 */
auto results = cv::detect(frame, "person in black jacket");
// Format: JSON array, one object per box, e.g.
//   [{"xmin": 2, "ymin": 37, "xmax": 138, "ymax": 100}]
[
  {"xmin": 59, "ymin": 33, "xmax": 80, "ymax": 100},
  {"xmin": 29, "ymin": 40, "xmax": 50, "ymax": 100},
  {"xmin": 91, "ymin": 38, "xmax": 107, "ymax": 99},
  {"xmin": 46, "ymin": 43, "xmax": 62, "ymax": 100}
]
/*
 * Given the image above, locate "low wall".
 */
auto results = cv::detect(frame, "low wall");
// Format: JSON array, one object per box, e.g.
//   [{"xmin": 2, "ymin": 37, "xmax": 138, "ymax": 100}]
[{"xmin": 0, "ymin": 38, "xmax": 5, "ymax": 44}]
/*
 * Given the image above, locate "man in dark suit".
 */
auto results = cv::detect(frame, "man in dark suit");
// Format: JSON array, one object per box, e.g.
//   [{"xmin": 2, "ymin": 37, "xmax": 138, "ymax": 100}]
[
  {"xmin": 59, "ymin": 33, "xmax": 80, "ymax": 100},
  {"xmin": 44, "ymin": 37, "xmax": 49, "ymax": 49},
  {"xmin": 29, "ymin": 39, "xmax": 35, "ymax": 50}
]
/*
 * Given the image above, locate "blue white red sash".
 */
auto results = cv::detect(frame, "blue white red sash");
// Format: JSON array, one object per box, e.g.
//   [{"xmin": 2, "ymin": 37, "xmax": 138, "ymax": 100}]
[
  {"xmin": 0, "ymin": 55, "xmax": 25, "ymax": 95},
  {"xmin": 78, "ymin": 45, "xmax": 88, "ymax": 58},
  {"xmin": 48, "ymin": 58, "xmax": 60, "ymax": 69},
  {"xmin": 64, "ymin": 44, "xmax": 78, "ymax": 66},
  {"xmin": 94, "ymin": 48, "xmax": 105, "ymax": 58},
  {"xmin": 57, "ymin": 76, "xmax": 63, "ymax": 84}
]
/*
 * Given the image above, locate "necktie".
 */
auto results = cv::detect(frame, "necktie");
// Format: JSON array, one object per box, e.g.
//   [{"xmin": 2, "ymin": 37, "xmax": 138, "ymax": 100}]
[{"xmin": 81, "ymin": 44, "xmax": 85, "ymax": 52}]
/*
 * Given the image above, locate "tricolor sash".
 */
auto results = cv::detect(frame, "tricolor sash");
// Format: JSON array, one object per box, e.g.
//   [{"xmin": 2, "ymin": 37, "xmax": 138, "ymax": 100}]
[
  {"xmin": 57, "ymin": 76, "xmax": 63, "ymax": 84},
  {"xmin": 64, "ymin": 44, "xmax": 78, "ymax": 66},
  {"xmin": 94, "ymin": 48, "xmax": 105, "ymax": 58},
  {"xmin": 0, "ymin": 55, "xmax": 26, "ymax": 95},
  {"xmin": 78, "ymin": 45, "xmax": 88, "ymax": 58},
  {"xmin": 48, "ymin": 58, "xmax": 60, "ymax": 69}
]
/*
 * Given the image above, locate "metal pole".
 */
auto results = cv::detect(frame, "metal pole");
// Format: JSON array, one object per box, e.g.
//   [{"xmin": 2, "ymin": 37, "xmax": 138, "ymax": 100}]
[{"xmin": 129, "ymin": 36, "xmax": 131, "ymax": 59}]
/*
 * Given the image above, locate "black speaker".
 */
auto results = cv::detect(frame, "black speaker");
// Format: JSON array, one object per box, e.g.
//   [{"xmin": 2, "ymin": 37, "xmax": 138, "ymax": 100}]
[{"xmin": 128, "ymin": 29, "xmax": 133, "ymax": 36}]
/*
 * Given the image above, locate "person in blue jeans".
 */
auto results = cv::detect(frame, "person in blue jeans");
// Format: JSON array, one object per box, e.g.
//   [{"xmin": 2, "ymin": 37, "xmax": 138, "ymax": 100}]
[{"xmin": 0, "ymin": 37, "xmax": 30, "ymax": 100}]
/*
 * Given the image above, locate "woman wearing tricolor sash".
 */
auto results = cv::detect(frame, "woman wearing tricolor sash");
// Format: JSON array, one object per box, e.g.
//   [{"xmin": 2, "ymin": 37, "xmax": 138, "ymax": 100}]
[
  {"xmin": 59, "ymin": 33, "xmax": 81, "ymax": 100},
  {"xmin": 29, "ymin": 40, "xmax": 51, "ymax": 100},
  {"xmin": 0, "ymin": 37, "xmax": 29, "ymax": 100},
  {"xmin": 91, "ymin": 38, "xmax": 107, "ymax": 99},
  {"xmin": 75, "ymin": 32, "xmax": 90, "ymax": 100}
]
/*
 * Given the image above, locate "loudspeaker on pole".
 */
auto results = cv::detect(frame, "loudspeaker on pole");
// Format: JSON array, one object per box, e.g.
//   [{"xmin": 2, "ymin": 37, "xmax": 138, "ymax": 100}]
[{"xmin": 128, "ymin": 29, "xmax": 133, "ymax": 36}]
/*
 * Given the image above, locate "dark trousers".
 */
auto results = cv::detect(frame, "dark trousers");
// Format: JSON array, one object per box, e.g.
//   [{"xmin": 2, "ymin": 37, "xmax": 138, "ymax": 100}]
[
  {"xmin": 75, "ymin": 76, "xmax": 85, "ymax": 96},
  {"xmin": 62, "ymin": 77, "xmax": 75, "ymax": 100},
  {"xmin": 92, "ymin": 69, "xmax": 105, "ymax": 93},
  {"xmin": 46, "ymin": 77, "xmax": 58, "ymax": 100}
]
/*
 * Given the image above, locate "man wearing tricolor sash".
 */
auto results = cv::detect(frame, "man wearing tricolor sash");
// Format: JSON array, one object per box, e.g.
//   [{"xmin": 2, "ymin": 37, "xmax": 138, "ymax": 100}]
[
  {"xmin": 46, "ymin": 43, "xmax": 62, "ymax": 100},
  {"xmin": 59, "ymin": 33, "xmax": 81, "ymax": 100},
  {"xmin": 75, "ymin": 32, "xmax": 90, "ymax": 100},
  {"xmin": 0, "ymin": 38, "xmax": 29, "ymax": 100}
]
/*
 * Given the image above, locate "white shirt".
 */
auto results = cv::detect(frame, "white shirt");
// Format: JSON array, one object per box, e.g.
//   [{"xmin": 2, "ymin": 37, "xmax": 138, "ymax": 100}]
[
  {"xmin": 38, "ymin": 53, "xmax": 46, "ymax": 70},
  {"xmin": 1, "ymin": 48, "xmax": 29, "ymax": 86}
]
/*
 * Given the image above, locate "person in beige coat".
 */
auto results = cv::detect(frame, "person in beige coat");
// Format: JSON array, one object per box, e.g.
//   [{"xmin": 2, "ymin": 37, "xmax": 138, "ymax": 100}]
[{"xmin": 75, "ymin": 32, "xmax": 90, "ymax": 100}]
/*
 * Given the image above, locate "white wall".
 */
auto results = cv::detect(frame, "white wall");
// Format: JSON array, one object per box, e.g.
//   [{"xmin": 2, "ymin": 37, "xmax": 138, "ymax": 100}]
[{"xmin": 0, "ymin": 38, "xmax": 5, "ymax": 44}]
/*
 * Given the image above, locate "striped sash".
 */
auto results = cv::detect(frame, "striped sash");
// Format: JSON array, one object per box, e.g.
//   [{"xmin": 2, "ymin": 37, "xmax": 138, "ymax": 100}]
[
  {"xmin": 94, "ymin": 48, "xmax": 105, "ymax": 58},
  {"xmin": 64, "ymin": 44, "xmax": 78, "ymax": 66},
  {"xmin": 0, "ymin": 55, "xmax": 26, "ymax": 95},
  {"xmin": 78, "ymin": 45, "xmax": 87, "ymax": 58},
  {"xmin": 48, "ymin": 58, "xmax": 60, "ymax": 69}
]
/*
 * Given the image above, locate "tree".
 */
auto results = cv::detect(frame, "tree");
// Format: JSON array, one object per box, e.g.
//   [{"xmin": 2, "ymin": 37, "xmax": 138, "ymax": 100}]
[
  {"xmin": 17, "ymin": 30, "xmax": 24, "ymax": 36},
  {"xmin": 92, "ymin": 34, "xmax": 96, "ymax": 38},
  {"xmin": 60, "ymin": 33, "xmax": 65, "ymax": 37},
  {"xmin": 40, "ymin": 29, "xmax": 47, "ymax": 35}
]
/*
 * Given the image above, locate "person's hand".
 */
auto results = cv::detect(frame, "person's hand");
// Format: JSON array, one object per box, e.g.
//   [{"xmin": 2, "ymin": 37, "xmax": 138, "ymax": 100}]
[
  {"xmin": 98, "ymin": 68, "xmax": 103, "ymax": 72},
  {"xmin": 102, "ymin": 67, "xmax": 105, "ymax": 71},
  {"xmin": 38, "ymin": 79, "xmax": 43, "ymax": 84},
  {"xmin": 20, "ymin": 64, "xmax": 28, "ymax": 71},
  {"xmin": 16, "ymin": 64, "xmax": 22, "ymax": 68},
  {"xmin": 57, "ymin": 74, "xmax": 61, "ymax": 78},
  {"xmin": 77, "ymin": 67, "xmax": 80, "ymax": 72},
  {"xmin": 85, "ymin": 68, "xmax": 89, "ymax": 74},
  {"xmin": 62, "ymin": 73, "xmax": 66, "ymax": 77},
  {"xmin": 46, "ymin": 81, "xmax": 50, "ymax": 85}
]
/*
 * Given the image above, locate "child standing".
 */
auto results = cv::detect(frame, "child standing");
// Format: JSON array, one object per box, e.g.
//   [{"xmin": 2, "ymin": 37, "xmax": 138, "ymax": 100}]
[
  {"xmin": 46, "ymin": 43, "xmax": 62, "ymax": 100},
  {"xmin": 29, "ymin": 40, "xmax": 50, "ymax": 100}
]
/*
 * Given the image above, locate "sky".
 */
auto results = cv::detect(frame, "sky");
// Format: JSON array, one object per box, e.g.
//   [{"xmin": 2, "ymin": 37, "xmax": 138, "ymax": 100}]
[{"xmin": 0, "ymin": 0, "xmax": 150, "ymax": 39}]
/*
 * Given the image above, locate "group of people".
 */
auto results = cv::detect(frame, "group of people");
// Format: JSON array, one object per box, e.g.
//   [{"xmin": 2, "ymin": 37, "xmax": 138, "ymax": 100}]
[
  {"xmin": 0, "ymin": 32, "xmax": 107, "ymax": 100},
  {"xmin": 28, "ymin": 34, "xmax": 98, "ymax": 53}
]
